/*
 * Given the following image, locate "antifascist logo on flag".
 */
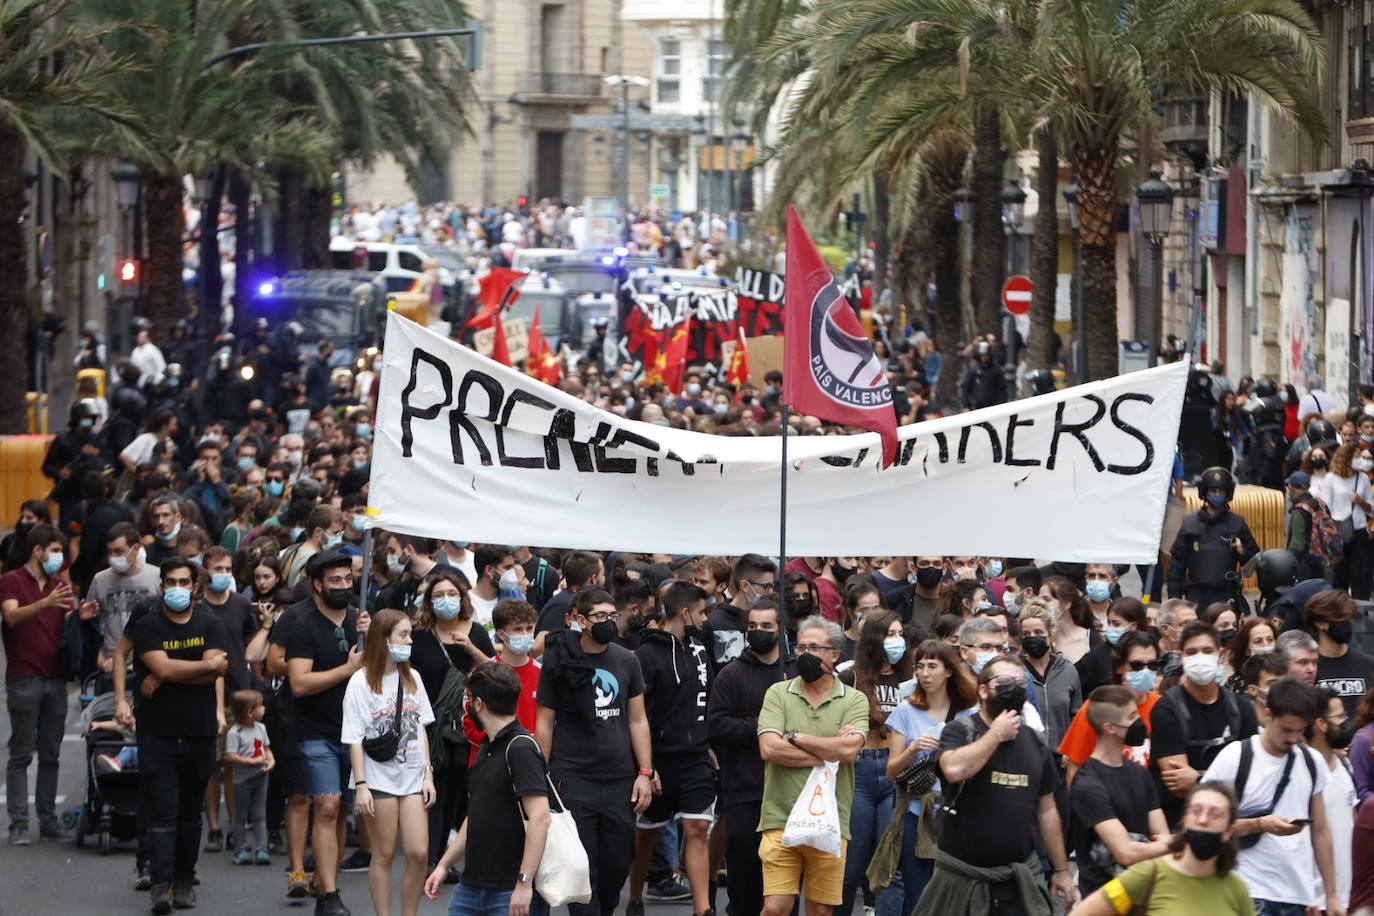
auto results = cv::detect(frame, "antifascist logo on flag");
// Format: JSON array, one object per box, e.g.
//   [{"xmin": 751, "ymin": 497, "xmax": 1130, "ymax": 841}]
[{"xmin": 805, "ymin": 276, "xmax": 891, "ymax": 410}]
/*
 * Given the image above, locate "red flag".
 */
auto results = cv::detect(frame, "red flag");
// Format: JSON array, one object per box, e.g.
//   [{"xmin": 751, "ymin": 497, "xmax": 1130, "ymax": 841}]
[
  {"xmin": 490, "ymin": 310, "xmax": 512, "ymax": 366},
  {"xmin": 526, "ymin": 307, "xmax": 562, "ymax": 385},
  {"xmin": 726, "ymin": 324, "xmax": 750, "ymax": 390},
  {"xmin": 467, "ymin": 267, "xmax": 525, "ymax": 330},
  {"xmin": 783, "ymin": 205, "xmax": 898, "ymax": 465},
  {"xmin": 661, "ymin": 314, "xmax": 692, "ymax": 393}
]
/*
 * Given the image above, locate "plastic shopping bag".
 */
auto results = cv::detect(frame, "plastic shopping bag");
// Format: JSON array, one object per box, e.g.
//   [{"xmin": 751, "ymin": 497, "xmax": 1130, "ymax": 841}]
[{"xmin": 780, "ymin": 761, "xmax": 842, "ymax": 857}]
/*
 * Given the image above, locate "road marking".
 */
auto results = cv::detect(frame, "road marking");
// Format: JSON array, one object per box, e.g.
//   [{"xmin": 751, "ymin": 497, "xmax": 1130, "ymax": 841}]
[{"xmin": 0, "ymin": 795, "xmax": 68, "ymax": 804}]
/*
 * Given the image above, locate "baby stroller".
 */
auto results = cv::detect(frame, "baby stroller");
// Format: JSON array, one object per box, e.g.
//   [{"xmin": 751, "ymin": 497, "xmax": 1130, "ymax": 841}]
[{"xmin": 74, "ymin": 684, "xmax": 140, "ymax": 855}]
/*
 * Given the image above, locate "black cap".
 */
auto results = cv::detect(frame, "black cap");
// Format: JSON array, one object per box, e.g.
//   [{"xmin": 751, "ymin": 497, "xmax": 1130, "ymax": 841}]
[{"xmin": 306, "ymin": 550, "xmax": 352, "ymax": 582}]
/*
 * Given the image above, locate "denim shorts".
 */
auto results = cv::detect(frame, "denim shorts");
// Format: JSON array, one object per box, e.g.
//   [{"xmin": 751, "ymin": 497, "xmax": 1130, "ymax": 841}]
[{"xmin": 299, "ymin": 739, "xmax": 354, "ymax": 804}]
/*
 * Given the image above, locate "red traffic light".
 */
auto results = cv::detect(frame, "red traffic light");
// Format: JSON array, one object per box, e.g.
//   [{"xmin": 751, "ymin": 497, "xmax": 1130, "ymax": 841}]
[
  {"xmin": 119, "ymin": 259, "xmax": 137, "ymax": 283},
  {"xmin": 516, "ymin": 195, "xmax": 528, "ymax": 208}
]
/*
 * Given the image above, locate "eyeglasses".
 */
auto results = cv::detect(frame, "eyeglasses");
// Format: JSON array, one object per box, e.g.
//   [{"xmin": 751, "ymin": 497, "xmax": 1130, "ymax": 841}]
[
  {"xmin": 333, "ymin": 626, "xmax": 349, "ymax": 653},
  {"xmin": 1183, "ymin": 805, "xmax": 1229, "ymax": 825},
  {"xmin": 795, "ymin": 643, "xmax": 834, "ymax": 654},
  {"xmin": 988, "ymin": 675, "xmax": 1028, "ymax": 688},
  {"xmin": 1125, "ymin": 660, "xmax": 1163, "ymax": 671},
  {"xmin": 742, "ymin": 579, "xmax": 776, "ymax": 592},
  {"xmin": 584, "ymin": 611, "xmax": 621, "ymax": 624},
  {"xmin": 968, "ymin": 643, "xmax": 1011, "ymax": 654}
]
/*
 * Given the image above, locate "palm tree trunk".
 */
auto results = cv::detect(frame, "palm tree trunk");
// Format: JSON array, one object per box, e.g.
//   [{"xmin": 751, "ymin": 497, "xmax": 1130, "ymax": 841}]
[
  {"xmin": 1026, "ymin": 129, "xmax": 1058, "ymax": 371},
  {"xmin": 301, "ymin": 183, "xmax": 331, "ymax": 268},
  {"xmin": 230, "ymin": 169, "xmax": 253, "ymax": 333},
  {"xmin": 872, "ymin": 169, "xmax": 890, "ymax": 294},
  {"xmin": 1074, "ymin": 143, "xmax": 1118, "ymax": 380},
  {"xmin": 0, "ymin": 122, "xmax": 29, "ymax": 433},
  {"xmin": 971, "ymin": 104, "xmax": 1004, "ymax": 339},
  {"xmin": 143, "ymin": 171, "xmax": 185, "ymax": 335},
  {"xmin": 930, "ymin": 177, "xmax": 962, "ymax": 408},
  {"xmin": 198, "ymin": 167, "xmax": 226, "ymax": 340}
]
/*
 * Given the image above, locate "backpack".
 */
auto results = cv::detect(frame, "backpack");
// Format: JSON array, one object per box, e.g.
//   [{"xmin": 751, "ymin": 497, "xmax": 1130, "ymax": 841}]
[
  {"xmin": 1297, "ymin": 498, "xmax": 1345, "ymax": 566},
  {"xmin": 1232, "ymin": 737, "xmax": 1317, "ymax": 848},
  {"xmin": 1159, "ymin": 684, "xmax": 1246, "ymax": 770}
]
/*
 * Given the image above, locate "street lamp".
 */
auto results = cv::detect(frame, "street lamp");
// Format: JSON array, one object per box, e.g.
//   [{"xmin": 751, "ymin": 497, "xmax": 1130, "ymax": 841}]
[
  {"xmin": 1063, "ymin": 182, "xmax": 1087, "ymax": 382},
  {"xmin": 729, "ymin": 122, "xmax": 748, "ymax": 240},
  {"xmin": 999, "ymin": 179, "xmax": 1028, "ymax": 373},
  {"xmin": 1001, "ymin": 179, "xmax": 1027, "ymax": 231},
  {"xmin": 110, "ymin": 161, "xmax": 143, "ymax": 342},
  {"xmin": 603, "ymin": 74, "xmax": 651, "ymax": 229},
  {"xmin": 689, "ymin": 114, "xmax": 707, "ymax": 212},
  {"xmin": 1136, "ymin": 170, "xmax": 1174, "ymax": 364},
  {"xmin": 952, "ymin": 188, "xmax": 975, "ymax": 344},
  {"xmin": 111, "ymin": 161, "xmax": 141, "ymax": 208}
]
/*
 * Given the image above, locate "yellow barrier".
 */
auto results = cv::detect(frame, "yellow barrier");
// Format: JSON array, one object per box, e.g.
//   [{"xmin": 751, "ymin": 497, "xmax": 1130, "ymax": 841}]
[
  {"xmin": 0, "ymin": 435, "xmax": 56, "ymax": 519},
  {"xmin": 76, "ymin": 368, "xmax": 106, "ymax": 399},
  {"xmin": 1175, "ymin": 484, "xmax": 1288, "ymax": 591},
  {"xmin": 25, "ymin": 392, "xmax": 48, "ymax": 435}
]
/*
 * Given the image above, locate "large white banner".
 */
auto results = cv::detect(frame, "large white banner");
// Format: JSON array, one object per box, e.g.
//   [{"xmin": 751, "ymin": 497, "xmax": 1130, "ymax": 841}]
[{"xmin": 370, "ymin": 314, "xmax": 1189, "ymax": 561}]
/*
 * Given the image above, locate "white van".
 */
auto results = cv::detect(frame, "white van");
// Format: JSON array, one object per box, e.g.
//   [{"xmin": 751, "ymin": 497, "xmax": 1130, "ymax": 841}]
[{"xmin": 328, "ymin": 238, "xmax": 472, "ymax": 295}]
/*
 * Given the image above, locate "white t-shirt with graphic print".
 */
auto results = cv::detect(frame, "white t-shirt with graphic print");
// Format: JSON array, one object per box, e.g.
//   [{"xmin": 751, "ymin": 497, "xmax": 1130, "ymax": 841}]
[{"xmin": 340, "ymin": 668, "xmax": 435, "ymax": 797}]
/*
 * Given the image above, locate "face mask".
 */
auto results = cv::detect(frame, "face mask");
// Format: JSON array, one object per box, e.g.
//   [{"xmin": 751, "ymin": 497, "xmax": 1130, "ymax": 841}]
[
  {"xmin": 975, "ymin": 600, "xmax": 993, "ymax": 612},
  {"xmin": 897, "ymin": 678, "xmax": 918, "ymax": 699},
  {"xmin": 789, "ymin": 597, "xmax": 813, "ymax": 618},
  {"xmin": 1125, "ymin": 668, "xmax": 1156, "ymax": 692},
  {"xmin": 373, "ymin": 359, "xmax": 384, "ymax": 372},
  {"xmin": 625, "ymin": 397, "xmax": 636, "ymax": 411},
  {"xmin": 1121, "ymin": 718, "xmax": 1148, "ymax": 746},
  {"xmin": 1357, "ymin": 458, "xmax": 1374, "ymax": 473},
  {"xmin": 988, "ymin": 680, "xmax": 1027, "ymax": 715},
  {"xmin": 237, "ymin": 457, "xmax": 256, "ymax": 472},
  {"xmin": 589, "ymin": 620, "xmax": 618, "ymax": 645},
  {"xmin": 1327, "ymin": 717, "xmax": 1356, "ymax": 750},
  {"xmin": 1020, "ymin": 636, "xmax": 1050, "ymax": 659},
  {"xmin": 266, "ymin": 480, "xmax": 285, "ymax": 498},
  {"xmin": 1182, "ymin": 829, "xmax": 1224, "ymax": 861},
  {"xmin": 985, "ymin": 560, "xmax": 1003, "ymax": 578},
  {"xmin": 356, "ymin": 423, "xmax": 372, "ymax": 439},
  {"xmin": 1182, "ymin": 653, "xmax": 1219, "ymax": 686},
  {"xmin": 746, "ymin": 629, "xmax": 779, "ymax": 654},
  {"xmin": 1004, "ymin": 595, "xmax": 1020, "ymax": 616},
  {"xmin": 766, "ymin": 385, "xmax": 778, "ymax": 396},
  {"xmin": 971, "ymin": 650, "xmax": 999, "ymax": 674},
  {"xmin": 41, "ymin": 553, "xmax": 64, "ymax": 575},
  {"xmin": 883, "ymin": 637, "xmax": 908, "ymax": 664},
  {"xmin": 432, "ymin": 596, "xmax": 463, "ymax": 619},
  {"xmin": 713, "ymin": 403, "xmax": 728, "ymax": 416},
  {"xmin": 620, "ymin": 370, "xmax": 636, "ymax": 383},
  {"xmin": 387, "ymin": 643, "xmax": 411, "ymax": 663},
  {"xmin": 916, "ymin": 567, "xmax": 943, "ymax": 589},
  {"xmin": 350, "ymin": 516, "xmax": 367, "ymax": 532},
  {"xmin": 1218, "ymin": 628, "xmax": 1237, "ymax": 645},
  {"xmin": 79, "ymin": 418, "xmax": 94, "ymax": 430},
  {"xmin": 797, "ymin": 652, "xmax": 827, "ymax": 683},
  {"xmin": 1327, "ymin": 620, "xmax": 1354, "ymax": 645},
  {"xmin": 953, "ymin": 566, "xmax": 976, "ymax": 581},
  {"xmin": 163, "ymin": 587, "xmax": 192, "ymax": 612},
  {"xmin": 686, "ymin": 383, "xmax": 702, "ymax": 396},
  {"xmin": 321, "ymin": 587, "xmax": 352, "ymax": 610},
  {"xmin": 1205, "ymin": 492, "xmax": 1228, "ymax": 508},
  {"xmin": 323, "ymin": 532, "xmax": 343, "ymax": 549},
  {"xmin": 568, "ymin": 621, "xmax": 583, "ymax": 633},
  {"xmin": 1105, "ymin": 625, "xmax": 1127, "ymax": 645},
  {"xmin": 109, "ymin": 554, "xmax": 132, "ymax": 574},
  {"xmin": 157, "ymin": 521, "xmax": 183, "ymax": 542},
  {"xmin": 1250, "ymin": 644, "xmax": 1275, "ymax": 655},
  {"xmin": 1311, "ymin": 457, "xmax": 1329, "ymax": 470},
  {"xmin": 504, "ymin": 633, "xmax": 535, "ymax": 655},
  {"xmin": 210, "ymin": 573, "xmax": 234, "ymax": 593},
  {"xmin": 387, "ymin": 553, "xmax": 407, "ymax": 575},
  {"xmin": 290, "ymin": 527, "xmax": 305, "ymax": 542},
  {"xmin": 1085, "ymin": 581, "xmax": 1111, "ymax": 603},
  {"xmin": 288, "ymin": 450, "xmax": 303, "ymax": 467}
]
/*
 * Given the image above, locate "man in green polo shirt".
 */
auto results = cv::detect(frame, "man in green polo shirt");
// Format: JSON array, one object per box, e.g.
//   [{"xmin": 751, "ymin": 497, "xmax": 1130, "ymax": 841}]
[{"xmin": 756, "ymin": 616, "xmax": 867, "ymax": 916}]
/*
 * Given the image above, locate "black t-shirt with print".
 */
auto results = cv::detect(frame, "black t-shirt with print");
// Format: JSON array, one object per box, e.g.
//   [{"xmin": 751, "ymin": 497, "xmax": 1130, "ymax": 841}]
[
  {"xmin": 935, "ymin": 713, "xmax": 1060, "ymax": 867},
  {"xmin": 284, "ymin": 603, "xmax": 360, "ymax": 743},
  {"xmin": 840, "ymin": 668, "xmax": 906, "ymax": 729},
  {"xmin": 200, "ymin": 591, "xmax": 259, "ymax": 693},
  {"xmin": 1070, "ymin": 756, "xmax": 1159, "ymax": 895},
  {"xmin": 1316, "ymin": 648, "xmax": 1374, "ymax": 719},
  {"xmin": 536, "ymin": 641, "xmax": 645, "ymax": 779},
  {"xmin": 127, "ymin": 604, "xmax": 228, "ymax": 737},
  {"xmin": 463, "ymin": 722, "xmax": 550, "ymax": 889}
]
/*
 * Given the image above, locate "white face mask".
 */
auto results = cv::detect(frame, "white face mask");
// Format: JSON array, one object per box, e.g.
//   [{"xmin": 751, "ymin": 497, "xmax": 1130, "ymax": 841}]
[
  {"xmin": 1182, "ymin": 652, "xmax": 1219, "ymax": 686},
  {"xmin": 1355, "ymin": 457, "xmax": 1374, "ymax": 473}
]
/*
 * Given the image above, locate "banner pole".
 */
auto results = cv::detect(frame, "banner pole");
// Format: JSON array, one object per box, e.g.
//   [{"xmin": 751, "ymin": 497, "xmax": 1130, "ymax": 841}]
[
  {"xmin": 359, "ymin": 527, "xmax": 374, "ymax": 616},
  {"xmin": 779, "ymin": 404, "xmax": 790, "ymax": 626}
]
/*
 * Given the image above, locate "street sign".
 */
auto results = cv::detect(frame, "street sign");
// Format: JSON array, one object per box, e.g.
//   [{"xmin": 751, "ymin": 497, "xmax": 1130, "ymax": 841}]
[
  {"xmin": 1001, "ymin": 275, "xmax": 1033, "ymax": 315},
  {"xmin": 649, "ymin": 184, "xmax": 669, "ymax": 200},
  {"xmin": 584, "ymin": 197, "xmax": 622, "ymax": 249}
]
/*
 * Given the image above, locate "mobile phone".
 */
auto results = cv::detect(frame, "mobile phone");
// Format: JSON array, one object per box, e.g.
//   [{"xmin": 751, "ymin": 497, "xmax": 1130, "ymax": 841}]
[{"xmin": 1289, "ymin": 818, "xmax": 1312, "ymax": 826}]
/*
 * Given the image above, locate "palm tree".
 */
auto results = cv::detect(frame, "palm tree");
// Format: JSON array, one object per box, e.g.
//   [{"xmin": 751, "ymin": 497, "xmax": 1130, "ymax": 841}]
[
  {"xmin": 1024, "ymin": 127, "xmax": 1058, "ymax": 373},
  {"xmin": 0, "ymin": 0, "xmax": 144, "ymax": 433}
]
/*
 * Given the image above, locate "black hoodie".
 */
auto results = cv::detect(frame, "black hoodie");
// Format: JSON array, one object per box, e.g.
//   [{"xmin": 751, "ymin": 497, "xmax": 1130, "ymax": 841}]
[
  {"xmin": 636, "ymin": 627, "xmax": 712, "ymax": 757},
  {"xmin": 707, "ymin": 649, "xmax": 796, "ymax": 812}
]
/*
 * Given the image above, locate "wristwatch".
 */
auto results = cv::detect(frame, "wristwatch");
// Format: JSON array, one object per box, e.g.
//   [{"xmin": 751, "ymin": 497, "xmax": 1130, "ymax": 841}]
[
  {"xmin": 785, "ymin": 731, "xmax": 800, "ymax": 746},
  {"xmin": 517, "ymin": 873, "xmax": 533, "ymax": 884}
]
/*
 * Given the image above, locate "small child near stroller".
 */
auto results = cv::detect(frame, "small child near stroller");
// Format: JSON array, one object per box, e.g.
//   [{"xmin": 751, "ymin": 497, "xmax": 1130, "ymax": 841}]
[
  {"xmin": 78, "ymin": 687, "xmax": 141, "ymax": 855},
  {"xmin": 223, "ymin": 689, "xmax": 275, "ymax": 865}
]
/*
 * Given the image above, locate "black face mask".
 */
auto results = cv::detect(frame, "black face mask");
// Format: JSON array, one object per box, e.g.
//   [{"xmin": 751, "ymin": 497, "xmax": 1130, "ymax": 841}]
[
  {"xmin": 746, "ymin": 629, "xmax": 779, "ymax": 655},
  {"xmin": 1327, "ymin": 717, "xmax": 1357, "ymax": 750},
  {"xmin": 916, "ymin": 567, "xmax": 943, "ymax": 589},
  {"xmin": 1327, "ymin": 620, "xmax": 1354, "ymax": 645},
  {"xmin": 832, "ymin": 560, "xmax": 856, "ymax": 585},
  {"xmin": 1122, "ymin": 719, "xmax": 1148, "ymax": 747},
  {"xmin": 1218, "ymin": 628, "xmax": 1237, "ymax": 646},
  {"xmin": 988, "ymin": 680, "xmax": 1026, "ymax": 716},
  {"xmin": 788, "ymin": 597, "xmax": 813, "ymax": 619},
  {"xmin": 1183, "ymin": 828, "xmax": 1224, "ymax": 861},
  {"xmin": 684, "ymin": 624, "xmax": 703, "ymax": 642},
  {"xmin": 321, "ymin": 587, "xmax": 352, "ymax": 610},
  {"xmin": 797, "ymin": 652, "xmax": 827, "ymax": 683},
  {"xmin": 1020, "ymin": 636, "xmax": 1050, "ymax": 659},
  {"xmin": 589, "ymin": 620, "xmax": 618, "ymax": 645},
  {"xmin": 1312, "ymin": 457, "xmax": 1329, "ymax": 470}
]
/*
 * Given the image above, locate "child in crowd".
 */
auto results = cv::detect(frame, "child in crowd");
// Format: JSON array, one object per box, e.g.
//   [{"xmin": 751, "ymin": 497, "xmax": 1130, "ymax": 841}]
[{"xmin": 223, "ymin": 689, "xmax": 275, "ymax": 865}]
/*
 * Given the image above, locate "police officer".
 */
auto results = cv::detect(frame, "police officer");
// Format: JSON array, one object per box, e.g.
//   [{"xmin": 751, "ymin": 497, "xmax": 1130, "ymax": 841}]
[
  {"xmin": 587, "ymin": 317, "xmax": 609, "ymax": 368},
  {"xmin": 1245, "ymin": 378, "xmax": 1288, "ymax": 489},
  {"xmin": 41, "ymin": 399, "xmax": 114, "ymax": 530},
  {"xmin": 1252, "ymin": 547, "xmax": 1300, "ymax": 620},
  {"xmin": 960, "ymin": 340, "xmax": 1007, "ymax": 410},
  {"xmin": 1167, "ymin": 466, "xmax": 1260, "ymax": 609}
]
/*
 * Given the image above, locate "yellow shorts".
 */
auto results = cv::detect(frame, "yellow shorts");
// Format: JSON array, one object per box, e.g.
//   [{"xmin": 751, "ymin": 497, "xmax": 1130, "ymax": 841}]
[{"xmin": 758, "ymin": 827, "xmax": 847, "ymax": 905}]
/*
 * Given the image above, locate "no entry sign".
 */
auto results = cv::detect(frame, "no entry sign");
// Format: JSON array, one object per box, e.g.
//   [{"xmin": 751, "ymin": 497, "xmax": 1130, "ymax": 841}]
[{"xmin": 1001, "ymin": 275, "xmax": 1033, "ymax": 315}]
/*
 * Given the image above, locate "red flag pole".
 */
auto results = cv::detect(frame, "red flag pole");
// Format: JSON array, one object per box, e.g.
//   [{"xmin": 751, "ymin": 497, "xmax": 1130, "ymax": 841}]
[{"xmin": 779, "ymin": 403, "xmax": 789, "ymax": 633}]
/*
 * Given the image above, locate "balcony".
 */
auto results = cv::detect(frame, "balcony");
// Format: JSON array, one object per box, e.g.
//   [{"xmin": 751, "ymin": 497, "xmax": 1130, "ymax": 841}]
[
  {"xmin": 517, "ymin": 72, "xmax": 603, "ymax": 102},
  {"xmin": 1161, "ymin": 96, "xmax": 1208, "ymax": 169}
]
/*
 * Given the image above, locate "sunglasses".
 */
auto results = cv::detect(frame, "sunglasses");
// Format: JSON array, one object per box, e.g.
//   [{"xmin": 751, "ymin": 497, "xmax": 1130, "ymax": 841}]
[
  {"xmin": 1125, "ymin": 659, "xmax": 1162, "ymax": 671},
  {"xmin": 333, "ymin": 625, "xmax": 349, "ymax": 653}
]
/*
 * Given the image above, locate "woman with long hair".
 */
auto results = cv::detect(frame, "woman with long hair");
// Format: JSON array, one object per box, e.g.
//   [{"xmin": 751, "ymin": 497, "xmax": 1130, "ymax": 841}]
[
  {"xmin": 406, "ymin": 571, "xmax": 493, "ymax": 874},
  {"xmin": 838, "ymin": 611, "xmax": 913, "ymax": 916},
  {"xmin": 936, "ymin": 578, "xmax": 988, "ymax": 619},
  {"xmin": 1039, "ymin": 575, "xmax": 1099, "ymax": 664},
  {"xmin": 1224, "ymin": 618, "xmax": 1276, "ymax": 693},
  {"xmin": 1, "ymin": 499, "xmax": 49, "ymax": 573},
  {"xmin": 783, "ymin": 571, "xmax": 820, "ymax": 642},
  {"xmin": 1069, "ymin": 782, "xmax": 1250, "ymax": 915},
  {"xmin": 1075, "ymin": 598, "xmax": 1148, "ymax": 695},
  {"xmin": 885, "ymin": 640, "xmax": 979, "ymax": 914},
  {"xmin": 342, "ymin": 609, "xmax": 436, "ymax": 916},
  {"xmin": 1328, "ymin": 442, "xmax": 1373, "ymax": 595},
  {"xmin": 1058, "ymin": 631, "xmax": 1163, "ymax": 784},
  {"xmin": 839, "ymin": 580, "xmax": 884, "ymax": 662},
  {"xmin": 1017, "ymin": 601, "xmax": 1083, "ymax": 752},
  {"xmin": 220, "ymin": 484, "xmax": 261, "ymax": 554}
]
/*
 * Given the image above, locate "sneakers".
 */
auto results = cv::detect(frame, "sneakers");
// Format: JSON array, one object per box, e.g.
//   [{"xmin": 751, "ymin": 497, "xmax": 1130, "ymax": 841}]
[
  {"xmin": 267, "ymin": 830, "xmax": 285, "ymax": 855},
  {"xmin": 233, "ymin": 844, "xmax": 253, "ymax": 865},
  {"xmin": 172, "ymin": 883, "xmax": 196, "ymax": 909},
  {"xmin": 646, "ymin": 873, "xmax": 692, "ymax": 902},
  {"xmin": 627, "ymin": 902, "xmax": 646, "ymax": 916},
  {"xmin": 338, "ymin": 849, "xmax": 371, "ymax": 872},
  {"xmin": 255, "ymin": 846, "xmax": 271, "ymax": 865},
  {"xmin": 96, "ymin": 754, "xmax": 124, "ymax": 775},
  {"xmin": 314, "ymin": 890, "xmax": 351, "ymax": 916},
  {"xmin": 203, "ymin": 829, "xmax": 224, "ymax": 853},
  {"xmin": 287, "ymin": 871, "xmax": 312, "ymax": 899},
  {"xmin": 38, "ymin": 821, "xmax": 69, "ymax": 840},
  {"xmin": 135, "ymin": 864, "xmax": 152, "ymax": 890},
  {"xmin": 8, "ymin": 824, "xmax": 30, "ymax": 846},
  {"xmin": 149, "ymin": 884, "xmax": 173, "ymax": 915}
]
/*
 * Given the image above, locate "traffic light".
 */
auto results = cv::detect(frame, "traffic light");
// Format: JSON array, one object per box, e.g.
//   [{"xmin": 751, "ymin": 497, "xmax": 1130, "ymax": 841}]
[
  {"xmin": 119, "ymin": 259, "xmax": 137, "ymax": 283},
  {"xmin": 516, "ymin": 195, "xmax": 528, "ymax": 207}
]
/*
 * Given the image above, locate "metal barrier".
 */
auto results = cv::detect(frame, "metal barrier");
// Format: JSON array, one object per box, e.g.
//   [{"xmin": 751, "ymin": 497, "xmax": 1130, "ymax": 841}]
[
  {"xmin": 1175, "ymin": 484, "xmax": 1288, "ymax": 591},
  {"xmin": 0, "ymin": 435, "xmax": 56, "ymax": 518}
]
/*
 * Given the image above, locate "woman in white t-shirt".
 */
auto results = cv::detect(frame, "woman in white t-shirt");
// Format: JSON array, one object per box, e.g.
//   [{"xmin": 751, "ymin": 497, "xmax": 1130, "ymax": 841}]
[{"xmin": 343, "ymin": 609, "xmax": 436, "ymax": 916}]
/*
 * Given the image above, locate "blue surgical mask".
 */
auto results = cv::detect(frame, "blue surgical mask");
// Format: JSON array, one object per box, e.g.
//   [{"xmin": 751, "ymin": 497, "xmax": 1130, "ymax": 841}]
[
  {"xmin": 985, "ymin": 560, "xmax": 1003, "ymax": 578},
  {"xmin": 498, "ymin": 568, "xmax": 526, "ymax": 601},
  {"xmin": 1205, "ymin": 492, "xmax": 1228, "ymax": 508},
  {"xmin": 78, "ymin": 418, "xmax": 94, "ymax": 430},
  {"xmin": 289, "ymin": 527, "xmax": 304, "ymax": 542},
  {"xmin": 1125, "ymin": 668, "xmax": 1156, "ymax": 692},
  {"xmin": 971, "ymin": 649, "xmax": 998, "ymax": 674},
  {"xmin": 687, "ymin": 383, "xmax": 702, "ymax": 396},
  {"xmin": 210, "ymin": 573, "xmax": 234, "ymax": 593},
  {"xmin": 883, "ymin": 637, "xmax": 907, "ymax": 664},
  {"xmin": 620, "ymin": 370, "xmax": 636, "ymax": 383},
  {"xmin": 975, "ymin": 601, "xmax": 994, "ymax": 612},
  {"xmin": 350, "ymin": 516, "xmax": 367, "ymax": 532},
  {"xmin": 266, "ymin": 480, "xmax": 285, "ymax": 498},
  {"xmin": 1085, "ymin": 581, "xmax": 1112, "ymax": 603},
  {"xmin": 713, "ymin": 403, "xmax": 728, "ymax": 416},
  {"xmin": 237, "ymin": 457, "xmax": 256, "ymax": 472},
  {"xmin": 157, "ymin": 521, "xmax": 182, "ymax": 542},
  {"xmin": 569, "ymin": 621, "xmax": 583, "ymax": 633},
  {"xmin": 323, "ymin": 532, "xmax": 343, "ymax": 549},
  {"xmin": 163, "ymin": 587, "xmax": 192, "ymax": 612},
  {"xmin": 432, "ymin": 596, "xmax": 463, "ymax": 620},
  {"xmin": 897, "ymin": 678, "xmax": 917, "ymax": 699},
  {"xmin": 1105, "ymin": 625, "xmax": 1127, "ymax": 645},
  {"xmin": 355, "ymin": 423, "xmax": 372, "ymax": 439},
  {"xmin": 505, "ymin": 633, "xmax": 535, "ymax": 655},
  {"xmin": 41, "ymin": 552, "xmax": 64, "ymax": 575},
  {"xmin": 387, "ymin": 643, "xmax": 411, "ymax": 663}
]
